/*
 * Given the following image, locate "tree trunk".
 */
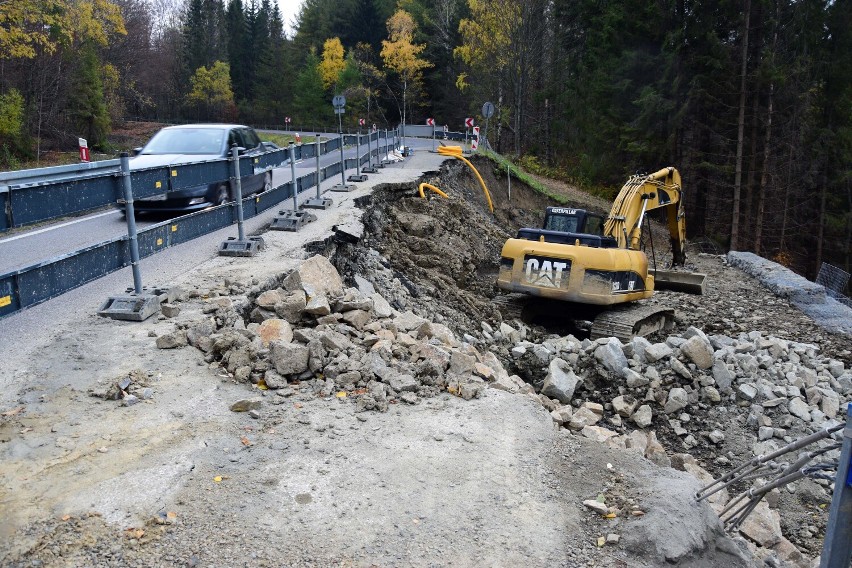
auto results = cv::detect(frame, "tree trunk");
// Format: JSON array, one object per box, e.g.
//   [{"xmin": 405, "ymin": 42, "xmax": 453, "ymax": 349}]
[
  {"xmin": 755, "ymin": 1, "xmax": 778, "ymax": 256},
  {"xmin": 731, "ymin": 0, "xmax": 751, "ymax": 251}
]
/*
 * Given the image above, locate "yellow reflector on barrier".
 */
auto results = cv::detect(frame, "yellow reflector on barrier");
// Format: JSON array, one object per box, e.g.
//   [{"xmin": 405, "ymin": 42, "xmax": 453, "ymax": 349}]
[
  {"xmin": 155, "ymin": 181, "xmax": 162, "ymax": 188},
  {"xmin": 171, "ymin": 225, "xmax": 177, "ymax": 232},
  {"xmin": 171, "ymin": 170, "xmax": 177, "ymax": 177},
  {"xmin": 0, "ymin": 296, "xmax": 11, "ymax": 308}
]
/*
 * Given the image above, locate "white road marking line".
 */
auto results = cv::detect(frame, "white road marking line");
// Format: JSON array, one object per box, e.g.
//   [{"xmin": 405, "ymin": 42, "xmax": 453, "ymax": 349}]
[{"xmin": 0, "ymin": 210, "xmax": 120, "ymax": 244}]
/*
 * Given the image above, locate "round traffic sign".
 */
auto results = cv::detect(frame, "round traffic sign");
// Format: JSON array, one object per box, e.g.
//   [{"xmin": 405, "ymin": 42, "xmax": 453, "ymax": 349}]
[
  {"xmin": 332, "ymin": 95, "xmax": 346, "ymax": 108},
  {"xmin": 482, "ymin": 101, "xmax": 495, "ymax": 119}
]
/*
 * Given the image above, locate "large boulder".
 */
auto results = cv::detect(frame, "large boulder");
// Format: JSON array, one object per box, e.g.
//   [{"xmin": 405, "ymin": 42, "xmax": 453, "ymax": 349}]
[
  {"xmin": 595, "ymin": 338, "xmax": 628, "ymax": 375},
  {"xmin": 680, "ymin": 335, "xmax": 714, "ymax": 369},
  {"xmin": 541, "ymin": 358, "xmax": 580, "ymax": 404},
  {"xmin": 282, "ymin": 255, "xmax": 344, "ymax": 299}
]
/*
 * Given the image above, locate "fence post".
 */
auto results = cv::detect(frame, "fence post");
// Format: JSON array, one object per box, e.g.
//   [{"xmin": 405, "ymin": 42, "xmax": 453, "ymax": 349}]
[
  {"xmin": 820, "ymin": 403, "xmax": 852, "ymax": 568},
  {"xmin": 119, "ymin": 152, "xmax": 143, "ymax": 294},
  {"xmin": 315, "ymin": 134, "xmax": 322, "ymax": 199},
  {"xmin": 218, "ymin": 144, "xmax": 263, "ymax": 256}
]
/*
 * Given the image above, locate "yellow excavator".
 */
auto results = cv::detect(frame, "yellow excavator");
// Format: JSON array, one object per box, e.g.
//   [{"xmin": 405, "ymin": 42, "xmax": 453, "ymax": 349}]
[{"xmin": 496, "ymin": 167, "xmax": 706, "ymax": 340}]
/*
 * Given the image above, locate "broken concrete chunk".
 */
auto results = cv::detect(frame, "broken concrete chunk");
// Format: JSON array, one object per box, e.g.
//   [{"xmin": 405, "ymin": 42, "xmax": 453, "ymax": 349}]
[
  {"xmin": 282, "ymin": 255, "xmax": 344, "ymax": 299},
  {"xmin": 230, "ymin": 399, "xmax": 262, "ymax": 412},
  {"xmin": 257, "ymin": 319, "xmax": 293, "ymax": 347},
  {"xmin": 269, "ymin": 341, "xmax": 310, "ymax": 376},
  {"xmin": 156, "ymin": 330, "xmax": 187, "ymax": 349}
]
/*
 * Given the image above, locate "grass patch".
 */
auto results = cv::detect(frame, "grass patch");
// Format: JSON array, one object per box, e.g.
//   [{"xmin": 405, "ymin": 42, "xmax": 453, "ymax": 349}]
[
  {"xmin": 479, "ymin": 150, "xmax": 569, "ymax": 204},
  {"xmin": 260, "ymin": 132, "xmax": 296, "ymax": 147}
]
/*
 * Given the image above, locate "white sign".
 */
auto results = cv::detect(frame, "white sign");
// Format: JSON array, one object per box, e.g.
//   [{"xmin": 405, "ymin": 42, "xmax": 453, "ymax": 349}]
[
  {"xmin": 426, "ymin": 118, "xmax": 435, "ymax": 126},
  {"xmin": 471, "ymin": 138, "xmax": 479, "ymax": 150},
  {"xmin": 464, "ymin": 117, "xmax": 474, "ymax": 128},
  {"xmin": 285, "ymin": 117, "xmax": 291, "ymax": 123},
  {"xmin": 524, "ymin": 258, "xmax": 569, "ymax": 288},
  {"xmin": 473, "ymin": 126, "xmax": 480, "ymax": 137},
  {"xmin": 359, "ymin": 118, "xmax": 366, "ymax": 126}
]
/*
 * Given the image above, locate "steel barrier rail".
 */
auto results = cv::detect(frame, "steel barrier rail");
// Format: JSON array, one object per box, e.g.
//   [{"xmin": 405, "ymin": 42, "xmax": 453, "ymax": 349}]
[{"xmin": 0, "ymin": 135, "xmax": 396, "ymax": 319}]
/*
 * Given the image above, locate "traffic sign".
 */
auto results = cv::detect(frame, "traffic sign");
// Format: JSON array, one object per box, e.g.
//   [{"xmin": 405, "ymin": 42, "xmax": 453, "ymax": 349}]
[
  {"xmin": 78, "ymin": 138, "xmax": 90, "ymax": 162},
  {"xmin": 471, "ymin": 138, "xmax": 479, "ymax": 150},
  {"xmin": 426, "ymin": 118, "xmax": 435, "ymax": 126},
  {"xmin": 473, "ymin": 126, "xmax": 480, "ymax": 137},
  {"xmin": 332, "ymin": 95, "xmax": 346, "ymax": 108},
  {"xmin": 285, "ymin": 116, "xmax": 291, "ymax": 123},
  {"xmin": 465, "ymin": 117, "xmax": 474, "ymax": 128},
  {"xmin": 482, "ymin": 102, "xmax": 495, "ymax": 119},
  {"xmin": 359, "ymin": 118, "xmax": 366, "ymax": 126}
]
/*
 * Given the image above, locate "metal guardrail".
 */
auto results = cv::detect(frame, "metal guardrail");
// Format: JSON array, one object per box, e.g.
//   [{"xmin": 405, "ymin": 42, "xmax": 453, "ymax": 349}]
[{"xmin": 0, "ymin": 131, "xmax": 399, "ymax": 319}]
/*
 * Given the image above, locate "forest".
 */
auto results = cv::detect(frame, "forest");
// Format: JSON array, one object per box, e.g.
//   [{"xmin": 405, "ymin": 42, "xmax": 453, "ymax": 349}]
[{"xmin": 0, "ymin": 0, "xmax": 849, "ymax": 278}]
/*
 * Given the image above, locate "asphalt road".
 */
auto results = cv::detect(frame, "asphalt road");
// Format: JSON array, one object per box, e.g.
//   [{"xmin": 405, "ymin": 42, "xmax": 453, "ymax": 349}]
[{"xmin": 0, "ymin": 132, "xmax": 417, "ymax": 275}]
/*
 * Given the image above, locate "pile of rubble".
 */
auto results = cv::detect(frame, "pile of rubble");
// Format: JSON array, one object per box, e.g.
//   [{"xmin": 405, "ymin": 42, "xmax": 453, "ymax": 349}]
[{"xmin": 156, "ymin": 255, "xmax": 525, "ymax": 413}]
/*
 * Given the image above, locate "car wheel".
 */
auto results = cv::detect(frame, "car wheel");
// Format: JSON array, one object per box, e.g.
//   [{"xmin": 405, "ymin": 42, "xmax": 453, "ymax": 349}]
[
  {"xmin": 263, "ymin": 172, "xmax": 272, "ymax": 193},
  {"xmin": 215, "ymin": 185, "xmax": 230, "ymax": 206}
]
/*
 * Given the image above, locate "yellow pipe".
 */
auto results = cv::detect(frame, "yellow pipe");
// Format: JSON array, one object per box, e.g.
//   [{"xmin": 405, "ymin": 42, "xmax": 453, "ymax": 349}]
[
  {"xmin": 437, "ymin": 146, "xmax": 494, "ymax": 213},
  {"xmin": 418, "ymin": 182, "xmax": 448, "ymax": 199}
]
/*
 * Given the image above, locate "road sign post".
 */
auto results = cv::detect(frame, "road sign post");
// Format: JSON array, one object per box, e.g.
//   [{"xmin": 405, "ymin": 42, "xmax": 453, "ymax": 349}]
[
  {"xmin": 482, "ymin": 101, "xmax": 495, "ymax": 151},
  {"xmin": 331, "ymin": 95, "xmax": 355, "ymax": 192},
  {"xmin": 464, "ymin": 118, "xmax": 474, "ymax": 153},
  {"xmin": 78, "ymin": 138, "xmax": 90, "ymax": 162},
  {"xmin": 427, "ymin": 118, "xmax": 436, "ymax": 151},
  {"xmin": 271, "ymin": 142, "xmax": 319, "ymax": 230}
]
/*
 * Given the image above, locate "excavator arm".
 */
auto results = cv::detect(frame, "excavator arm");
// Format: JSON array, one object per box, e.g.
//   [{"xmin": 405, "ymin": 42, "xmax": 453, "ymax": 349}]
[{"xmin": 603, "ymin": 167, "xmax": 687, "ymax": 266}]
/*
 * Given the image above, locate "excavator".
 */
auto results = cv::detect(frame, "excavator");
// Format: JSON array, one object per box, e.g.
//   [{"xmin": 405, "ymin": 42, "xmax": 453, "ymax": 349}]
[{"xmin": 496, "ymin": 167, "xmax": 706, "ymax": 340}]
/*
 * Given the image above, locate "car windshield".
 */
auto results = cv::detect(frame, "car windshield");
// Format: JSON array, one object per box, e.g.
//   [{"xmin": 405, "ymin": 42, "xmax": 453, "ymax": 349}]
[{"xmin": 142, "ymin": 128, "xmax": 226, "ymax": 155}]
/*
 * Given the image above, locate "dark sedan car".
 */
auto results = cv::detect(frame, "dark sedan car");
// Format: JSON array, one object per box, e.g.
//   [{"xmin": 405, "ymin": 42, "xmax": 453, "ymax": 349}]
[{"xmin": 120, "ymin": 124, "xmax": 274, "ymax": 214}]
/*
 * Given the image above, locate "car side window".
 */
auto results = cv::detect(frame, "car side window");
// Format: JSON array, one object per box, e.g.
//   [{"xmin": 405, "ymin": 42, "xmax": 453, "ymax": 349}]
[
  {"xmin": 240, "ymin": 128, "xmax": 261, "ymax": 149},
  {"xmin": 227, "ymin": 130, "xmax": 243, "ymax": 151}
]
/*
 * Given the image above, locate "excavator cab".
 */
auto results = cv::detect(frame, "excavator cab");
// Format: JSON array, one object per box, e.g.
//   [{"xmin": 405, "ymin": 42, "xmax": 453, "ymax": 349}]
[{"xmin": 516, "ymin": 207, "xmax": 618, "ymax": 248}]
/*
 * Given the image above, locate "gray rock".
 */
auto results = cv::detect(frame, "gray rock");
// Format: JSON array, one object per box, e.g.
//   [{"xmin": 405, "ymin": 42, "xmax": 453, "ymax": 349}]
[
  {"xmin": 670, "ymin": 358, "xmax": 692, "ymax": 379},
  {"xmin": 707, "ymin": 430, "xmax": 725, "ymax": 444},
  {"xmin": 758, "ymin": 426, "xmax": 774, "ymax": 441},
  {"xmin": 156, "ymin": 330, "xmax": 187, "ymax": 349},
  {"xmin": 612, "ymin": 395, "xmax": 638, "ymax": 417},
  {"xmin": 712, "ymin": 360, "xmax": 735, "ymax": 392},
  {"xmin": 624, "ymin": 368, "xmax": 650, "ymax": 388},
  {"xmin": 702, "ymin": 386, "xmax": 721, "ymax": 403},
  {"xmin": 304, "ymin": 294, "xmax": 331, "ymax": 316},
  {"xmin": 568, "ymin": 407, "xmax": 601, "ymax": 430},
  {"xmin": 541, "ymin": 358, "xmax": 580, "ymax": 404},
  {"xmin": 664, "ymin": 388, "xmax": 689, "ymax": 414},
  {"xmin": 371, "ymin": 293, "xmax": 394, "ymax": 318},
  {"xmin": 631, "ymin": 405, "xmax": 653, "ymax": 428},
  {"xmin": 680, "ymin": 335, "xmax": 714, "ymax": 369},
  {"xmin": 282, "ymin": 255, "xmax": 344, "ymax": 299},
  {"xmin": 342, "ymin": 309, "xmax": 371, "ymax": 330},
  {"xmin": 827, "ymin": 359, "xmax": 845, "ymax": 378},
  {"xmin": 255, "ymin": 289, "xmax": 281, "ymax": 309},
  {"xmin": 389, "ymin": 373, "xmax": 419, "ymax": 393},
  {"xmin": 644, "ymin": 343, "xmax": 673, "ymax": 363},
  {"xmin": 354, "ymin": 274, "xmax": 376, "ymax": 296},
  {"xmin": 595, "ymin": 337, "xmax": 628, "ymax": 375},
  {"xmin": 270, "ymin": 342, "xmax": 310, "ymax": 376},
  {"xmin": 160, "ymin": 303, "xmax": 181, "ymax": 318},
  {"xmin": 511, "ymin": 346, "xmax": 527, "ymax": 358},
  {"xmin": 631, "ymin": 336, "xmax": 652, "ymax": 363},
  {"xmin": 275, "ymin": 290, "xmax": 307, "ymax": 323},
  {"xmin": 788, "ymin": 397, "xmax": 811, "ymax": 421},
  {"xmin": 737, "ymin": 383, "xmax": 758, "ymax": 401},
  {"xmin": 582, "ymin": 499, "xmax": 609, "ymax": 515}
]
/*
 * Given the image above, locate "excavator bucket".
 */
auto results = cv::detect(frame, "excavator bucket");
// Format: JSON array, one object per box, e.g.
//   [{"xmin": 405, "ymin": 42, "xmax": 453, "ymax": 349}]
[{"xmin": 651, "ymin": 269, "xmax": 706, "ymax": 295}]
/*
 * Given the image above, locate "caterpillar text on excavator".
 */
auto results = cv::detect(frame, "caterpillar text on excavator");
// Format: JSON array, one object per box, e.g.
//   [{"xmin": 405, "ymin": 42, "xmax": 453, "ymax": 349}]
[{"xmin": 496, "ymin": 167, "xmax": 707, "ymax": 341}]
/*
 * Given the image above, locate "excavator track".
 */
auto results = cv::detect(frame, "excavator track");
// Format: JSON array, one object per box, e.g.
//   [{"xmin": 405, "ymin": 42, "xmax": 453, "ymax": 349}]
[{"xmin": 590, "ymin": 303, "xmax": 675, "ymax": 342}]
